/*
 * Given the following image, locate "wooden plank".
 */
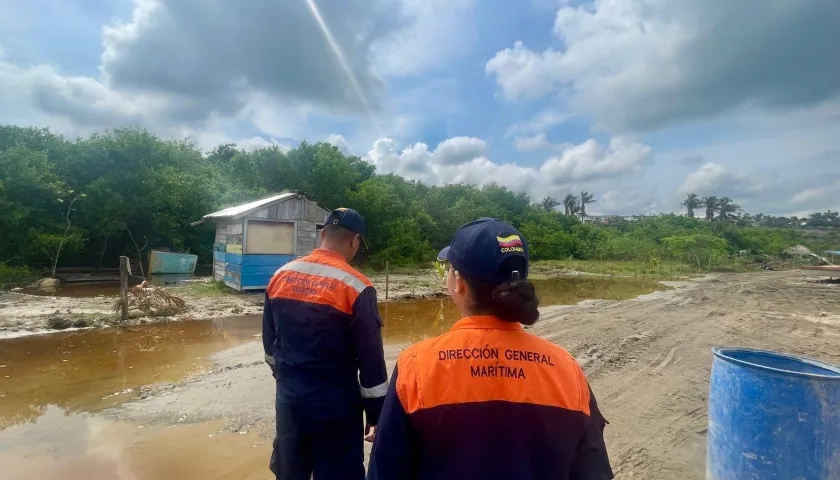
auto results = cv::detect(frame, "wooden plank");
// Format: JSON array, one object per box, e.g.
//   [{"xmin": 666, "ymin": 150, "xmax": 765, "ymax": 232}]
[
  {"xmin": 119, "ymin": 256, "xmax": 129, "ymax": 320},
  {"xmin": 225, "ymin": 222, "xmax": 243, "ymax": 234},
  {"xmin": 226, "ymin": 243, "xmax": 243, "ymax": 254}
]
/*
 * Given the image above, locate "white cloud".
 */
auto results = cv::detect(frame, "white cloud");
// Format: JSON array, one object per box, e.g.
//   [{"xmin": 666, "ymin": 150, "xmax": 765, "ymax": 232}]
[
  {"xmin": 486, "ymin": 0, "xmax": 840, "ymax": 133},
  {"xmin": 790, "ymin": 179, "xmax": 840, "ymax": 207},
  {"xmin": 237, "ymin": 136, "xmax": 292, "ymax": 152},
  {"xmin": 595, "ymin": 189, "xmax": 658, "ymax": 216},
  {"xmin": 432, "ymin": 136, "xmax": 486, "ymax": 165},
  {"xmin": 676, "ymin": 162, "xmax": 840, "ymax": 216},
  {"xmin": 365, "ymin": 135, "xmax": 652, "ymax": 199},
  {"xmin": 100, "ymin": 0, "xmax": 393, "ymax": 119},
  {"xmin": 513, "ymin": 133, "xmax": 551, "ymax": 151},
  {"xmin": 0, "ymin": 59, "xmax": 154, "ymax": 131},
  {"xmin": 0, "ymin": 0, "xmax": 451, "ymax": 146},
  {"xmin": 325, "ymin": 133, "xmax": 351, "ymax": 154},
  {"xmin": 370, "ymin": 0, "xmax": 475, "ymax": 78},
  {"xmin": 539, "ymin": 138, "xmax": 651, "ymax": 183},
  {"xmin": 506, "ymin": 110, "xmax": 575, "ymax": 135},
  {"xmin": 485, "ymin": 41, "xmax": 561, "ymax": 102},
  {"xmin": 677, "ymin": 163, "xmax": 732, "ymax": 196},
  {"xmin": 365, "ymin": 136, "xmax": 488, "ymax": 177}
]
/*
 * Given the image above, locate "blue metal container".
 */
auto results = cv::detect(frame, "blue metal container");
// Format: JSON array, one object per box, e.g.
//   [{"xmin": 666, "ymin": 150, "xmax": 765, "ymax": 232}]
[
  {"xmin": 148, "ymin": 250, "xmax": 198, "ymax": 274},
  {"xmin": 707, "ymin": 347, "xmax": 840, "ymax": 479}
]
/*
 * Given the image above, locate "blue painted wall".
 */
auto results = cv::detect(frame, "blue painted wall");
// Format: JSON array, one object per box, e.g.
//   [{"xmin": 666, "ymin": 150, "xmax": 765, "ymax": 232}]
[
  {"xmin": 240, "ymin": 254, "xmax": 295, "ymax": 290},
  {"xmin": 217, "ymin": 252, "xmax": 296, "ymax": 291}
]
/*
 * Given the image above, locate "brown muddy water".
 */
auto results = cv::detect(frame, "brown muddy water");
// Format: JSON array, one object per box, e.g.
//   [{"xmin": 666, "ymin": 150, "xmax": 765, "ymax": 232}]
[{"xmin": 0, "ymin": 276, "xmax": 665, "ymax": 479}]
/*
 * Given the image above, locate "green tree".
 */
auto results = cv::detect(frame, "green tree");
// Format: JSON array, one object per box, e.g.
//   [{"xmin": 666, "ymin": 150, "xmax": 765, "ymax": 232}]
[
  {"xmin": 701, "ymin": 196, "xmax": 719, "ymax": 221},
  {"xmin": 563, "ymin": 194, "xmax": 579, "ymax": 216},
  {"xmin": 580, "ymin": 191, "xmax": 595, "ymax": 216},
  {"xmin": 682, "ymin": 193, "xmax": 701, "ymax": 218},
  {"xmin": 539, "ymin": 196, "xmax": 560, "ymax": 212}
]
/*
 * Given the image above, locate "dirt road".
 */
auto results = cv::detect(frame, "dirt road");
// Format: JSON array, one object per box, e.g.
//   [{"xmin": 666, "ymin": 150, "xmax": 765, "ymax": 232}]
[{"xmin": 113, "ymin": 271, "xmax": 840, "ymax": 479}]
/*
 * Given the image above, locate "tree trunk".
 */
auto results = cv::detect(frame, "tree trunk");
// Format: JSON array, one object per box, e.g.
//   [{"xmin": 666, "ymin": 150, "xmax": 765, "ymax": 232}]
[
  {"xmin": 52, "ymin": 223, "xmax": 71, "ymax": 278},
  {"xmin": 120, "ymin": 256, "xmax": 129, "ymax": 321},
  {"xmin": 96, "ymin": 235, "xmax": 109, "ymax": 275}
]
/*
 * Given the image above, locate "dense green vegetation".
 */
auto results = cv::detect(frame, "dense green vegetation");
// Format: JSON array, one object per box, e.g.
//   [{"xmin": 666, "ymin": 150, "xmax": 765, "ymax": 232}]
[{"xmin": 1, "ymin": 125, "xmax": 838, "ymax": 280}]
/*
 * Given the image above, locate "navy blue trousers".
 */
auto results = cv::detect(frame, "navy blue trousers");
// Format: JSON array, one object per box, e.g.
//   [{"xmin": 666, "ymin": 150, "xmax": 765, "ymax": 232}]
[{"xmin": 270, "ymin": 401, "xmax": 365, "ymax": 480}]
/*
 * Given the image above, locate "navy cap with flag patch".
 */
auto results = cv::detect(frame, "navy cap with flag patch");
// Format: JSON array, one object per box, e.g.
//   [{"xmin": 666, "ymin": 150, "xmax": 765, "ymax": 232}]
[
  {"xmin": 327, "ymin": 208, "xmax": 366, "ymax": 235},
  {"xmin": 437, "ymin": 217, "xmax": 529, "ymax": 285}
]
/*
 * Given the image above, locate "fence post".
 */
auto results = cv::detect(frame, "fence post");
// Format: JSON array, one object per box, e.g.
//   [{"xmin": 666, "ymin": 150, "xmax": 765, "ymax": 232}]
[
  {"xmin": 119, "ymin": 255, "xmax": 129, "ymax": 320},
  {"xmin": 385, "ymin": 261, "xmax": 390, "ymax": 300}
]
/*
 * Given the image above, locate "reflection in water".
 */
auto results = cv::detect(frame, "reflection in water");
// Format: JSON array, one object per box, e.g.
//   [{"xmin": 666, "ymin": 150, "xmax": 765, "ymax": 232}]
[
  {"xmin": 380, "ymin": 277, "xmax": 666, "ymax": 343},
  {"xmin": 0, "ymin": 406, "xmax": 272, "ymax": 480},
  {"xmin": 0, "ymin": 317, "xmax": 260, "ymax": 429}
]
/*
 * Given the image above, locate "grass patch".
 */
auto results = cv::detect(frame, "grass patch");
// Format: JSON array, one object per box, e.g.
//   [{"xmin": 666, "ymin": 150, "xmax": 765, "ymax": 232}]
[
  {"xmin": 175, "ymin": 280, "xmax": 230, "ymax": 297},
  {"xmin": 532, "ymin": 258, "xmax": 762, "ymax": 277},
  {"xmin": 0, "ymin": 263, "xmax": 39, "ymax": 289},
  {"xmin": 360, "ymin": 262, "xmax": 435, "ymax": 276}
]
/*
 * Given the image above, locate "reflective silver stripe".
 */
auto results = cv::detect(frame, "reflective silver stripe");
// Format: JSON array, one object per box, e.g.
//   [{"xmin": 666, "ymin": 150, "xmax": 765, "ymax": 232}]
[
  {"xmin": 264, "ymin": 354, "xmax": 275, "ymax": 365},
  {"xmin": 360, "ymin": 380, "xmax": 388, "ymax": 399},
  {"xmin": 279, "ymin": 261, "xmax": 367, "ymax": 293}
]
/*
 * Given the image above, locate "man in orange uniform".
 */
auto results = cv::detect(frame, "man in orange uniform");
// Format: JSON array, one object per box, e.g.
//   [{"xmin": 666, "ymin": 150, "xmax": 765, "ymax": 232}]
[
  {"xmin": 367, "ymin": 217, "xmax": 613, "ymax": 480},
  {"xmin": 263, "ymin": 208, "xmax": 388, "ymax": 480}
]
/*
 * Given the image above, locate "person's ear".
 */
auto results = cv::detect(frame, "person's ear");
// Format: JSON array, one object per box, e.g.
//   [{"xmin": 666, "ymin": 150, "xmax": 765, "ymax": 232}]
[{"xmin": 453, "ymin": 270, "xmax": 464, "ymax": 294}]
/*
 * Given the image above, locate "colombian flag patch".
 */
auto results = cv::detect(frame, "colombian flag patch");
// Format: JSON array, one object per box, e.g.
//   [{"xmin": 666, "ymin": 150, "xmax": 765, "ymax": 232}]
[{"xmin": 496, "ymin": 234, "xmax": 523, "ymax": 248}]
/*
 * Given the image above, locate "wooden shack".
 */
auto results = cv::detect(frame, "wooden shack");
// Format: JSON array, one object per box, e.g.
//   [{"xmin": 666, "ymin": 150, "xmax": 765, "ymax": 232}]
[{"xmin": 193, "ymin": 192, "xmax": 330, "ymax": 291}]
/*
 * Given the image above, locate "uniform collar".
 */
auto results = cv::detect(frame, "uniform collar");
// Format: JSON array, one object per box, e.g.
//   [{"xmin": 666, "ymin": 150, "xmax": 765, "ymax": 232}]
[
  {"xmin": 450, "ymin": 315, "xmax": 523, "ymax": 331},
  {"xmin": 312, "ymin": 248, "xmax": 348, "ymax": 262}
]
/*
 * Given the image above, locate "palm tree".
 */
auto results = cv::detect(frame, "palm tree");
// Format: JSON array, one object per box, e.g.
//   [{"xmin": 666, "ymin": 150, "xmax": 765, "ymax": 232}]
[
  {"xmin": 539, "ymin": 196, "xmax": 560, "ymax": 212},
  {"xmin": 717, "ymin": 197, "xmax": 740, "ymax": 222},
  {"xmin": 701, "ymin": 196, "xmax": 718, "ymax": 221},
  {"xmin": 580, "ymin": 191, "xmax": 595, "ymax": 217},
  {"xmin": 682, "ymin": 193, "xmax": 701, "ymax": 218},
  {"xmin": 563, "ymin": 194, "xmax": 579, "ymax": 216}
]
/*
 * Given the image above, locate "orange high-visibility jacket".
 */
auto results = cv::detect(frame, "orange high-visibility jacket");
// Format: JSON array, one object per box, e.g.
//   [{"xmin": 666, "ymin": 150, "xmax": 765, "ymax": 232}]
[{"xmin": 368, "ymin": 315, "xmax": 613, "ymax": 480}]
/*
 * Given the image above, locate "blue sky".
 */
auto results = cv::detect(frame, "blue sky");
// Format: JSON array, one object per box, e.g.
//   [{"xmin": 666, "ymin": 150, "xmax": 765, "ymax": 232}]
[{"xmin": 1, "ymin": 0, "xmax": 839, "ymax": 216}]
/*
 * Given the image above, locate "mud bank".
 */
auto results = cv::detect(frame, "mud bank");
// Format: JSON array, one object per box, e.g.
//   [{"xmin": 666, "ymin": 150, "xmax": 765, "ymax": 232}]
[
  {"xmin": 0, "ymin": 271, "xmax": 445, "ymax": 338},
  {"xmin": 110, "ymin": 271, "xmax": 840, "ymax": 478}
]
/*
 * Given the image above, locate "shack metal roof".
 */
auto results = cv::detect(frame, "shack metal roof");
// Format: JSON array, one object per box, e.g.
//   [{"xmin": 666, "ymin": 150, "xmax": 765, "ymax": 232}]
[{"xmin": 192, "ymin": 192, "xmax": 300, "ymax": 225}]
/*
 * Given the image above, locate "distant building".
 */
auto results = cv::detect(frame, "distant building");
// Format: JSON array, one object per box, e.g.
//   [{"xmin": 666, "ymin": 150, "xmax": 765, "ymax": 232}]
[
  {"xmin": 580, "ymin": 214, "xmax": 640, "ymax": 224},
  {"xmin": 192, "ymin": 192, "xmax": 330, "ymax": 291}
]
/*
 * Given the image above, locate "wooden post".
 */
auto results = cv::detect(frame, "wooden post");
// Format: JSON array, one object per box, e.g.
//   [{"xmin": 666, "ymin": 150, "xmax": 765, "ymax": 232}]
[
  {"xmin": 120, "ymin": 256, "xmax": 129, "ymax": 321},
  {"xmin": 385, "ymin": 261, "xmax": 390, "ymax": 300}
]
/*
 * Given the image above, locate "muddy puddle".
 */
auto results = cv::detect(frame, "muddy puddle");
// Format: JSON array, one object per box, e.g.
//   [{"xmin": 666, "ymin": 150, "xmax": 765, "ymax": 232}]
[
  {"xmin": 0, "ymin": 276, "xmax": 664, "ymax": 478},
  {"xmin": 0, "ymin": 406, "xmax": 272, "ymax": 480},
  {"xmin": 381, "ymin": 276, "xmax": 667, "ymax": 343},
  {"xmin": 0, "ymin": 317, "xmax": 260, "ymax": 429}
]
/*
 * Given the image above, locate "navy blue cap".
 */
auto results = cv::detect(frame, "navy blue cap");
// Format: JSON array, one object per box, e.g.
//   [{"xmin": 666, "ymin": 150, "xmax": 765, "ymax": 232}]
[
  {"xmin": 326, "ymin": 208, "xmax": 366, "ymax": 235},
  {"xmin": 437, "ymin": 217, "xmax": 529, "ymax": 285}
]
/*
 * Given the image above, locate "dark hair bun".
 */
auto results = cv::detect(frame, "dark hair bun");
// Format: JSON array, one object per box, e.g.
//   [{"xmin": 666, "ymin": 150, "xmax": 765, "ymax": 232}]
[{"xmin": 489, "ymin": 281, "xmax": 540, "ymax": 326}]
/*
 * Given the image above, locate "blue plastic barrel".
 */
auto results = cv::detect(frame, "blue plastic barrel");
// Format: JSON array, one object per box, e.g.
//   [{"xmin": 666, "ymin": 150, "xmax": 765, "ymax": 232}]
[{"xmin": 707, "ymin": 347, "xmax": 840, "ymax": 479}]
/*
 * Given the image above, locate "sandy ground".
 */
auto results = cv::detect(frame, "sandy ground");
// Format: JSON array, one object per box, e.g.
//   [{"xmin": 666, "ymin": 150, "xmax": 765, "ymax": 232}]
[
  {"xmin": 0, "ymin": 271, "xmax": 443, "ymax": 338},
  {"xmin": 104, "ymin": 270, "xmax": 840, "ymax": 478}
]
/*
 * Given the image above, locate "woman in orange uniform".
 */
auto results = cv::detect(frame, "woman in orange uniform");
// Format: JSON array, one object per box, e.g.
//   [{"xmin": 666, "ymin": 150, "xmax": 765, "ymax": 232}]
[{"xmin": 367, "ymin": 217, "xmax": 613, "ymax": 480}]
